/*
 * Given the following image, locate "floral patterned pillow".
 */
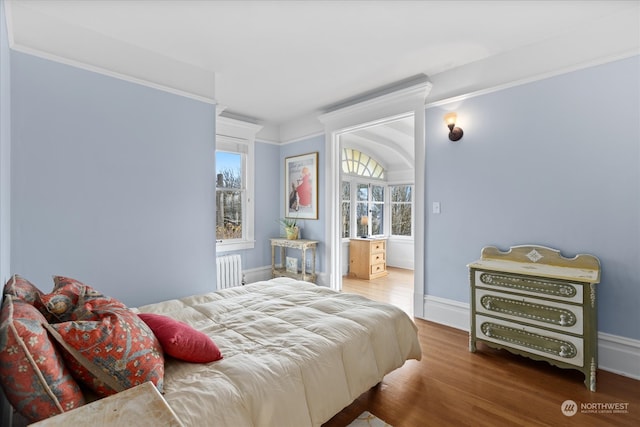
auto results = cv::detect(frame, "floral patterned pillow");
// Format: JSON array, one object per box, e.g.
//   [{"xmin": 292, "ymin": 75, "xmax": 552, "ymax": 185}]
[
  {"xmin": 0, "ymin": 295, "xmax": 85, "ymax": 422},
  {"xmin": 40, "ymin": 276, "xmax": 126, "ymax": 322},
  {"xmin": 45, "ymin": 304, "xmax": 164, "ymax": 398},
  {"xmin": 2, "ymin": 275, "xmax": 45, "ymax": 311}
]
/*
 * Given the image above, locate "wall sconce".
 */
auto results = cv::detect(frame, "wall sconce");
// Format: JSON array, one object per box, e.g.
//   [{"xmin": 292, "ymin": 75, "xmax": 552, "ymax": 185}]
[{"xmin": 444, "ymin": 112, "xmax": 464, "ymax": 141}]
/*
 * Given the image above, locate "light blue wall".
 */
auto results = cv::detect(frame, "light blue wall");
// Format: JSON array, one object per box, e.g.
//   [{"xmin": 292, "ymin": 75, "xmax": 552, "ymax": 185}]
[
  {"xmin": 425, "ymin": 56, "xmax": 640, "ymax": 340},
  {"xmin": 280, "ymin": 135, "xmax": 326, "ymax": 273},
  {"xmin": 0, "ymin": 0, "xmax": 10, "ymax": 286},
  {"xmin": 0, "ymin": 1, "xmax": 12, "ymax": 425},
  {"xmin": 240, "ymin": 140, "xmax": 281, "ymax": 269},
  {"xmin": 11, "ymin": 51, "xmax": 217, "ymax": 307}
]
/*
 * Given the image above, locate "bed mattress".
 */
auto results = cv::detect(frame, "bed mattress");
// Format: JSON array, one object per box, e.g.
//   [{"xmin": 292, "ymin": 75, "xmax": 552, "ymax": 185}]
[{"xmin": 136, "ymin": 278, "xmax": 421, "ymax": 427}]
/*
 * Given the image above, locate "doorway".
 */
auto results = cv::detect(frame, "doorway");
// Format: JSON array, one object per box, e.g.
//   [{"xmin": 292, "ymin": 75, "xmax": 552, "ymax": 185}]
[
  {"xmin": 318, "ymin": 77, "xmax": 430, "ymax": 318},
  {"xmin": 337, "ymin": 115, "xmax": 416, "ymax": 287}
]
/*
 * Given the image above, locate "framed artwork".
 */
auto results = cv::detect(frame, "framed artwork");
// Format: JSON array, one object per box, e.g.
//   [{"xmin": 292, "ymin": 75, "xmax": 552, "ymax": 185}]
[
  {"xmin": 285, "ymin": 152, "xmax": 318, "ymax": 219},
  {"xmin": 286, "ymin": 256, "xmax": 298, "ymax": 274}
]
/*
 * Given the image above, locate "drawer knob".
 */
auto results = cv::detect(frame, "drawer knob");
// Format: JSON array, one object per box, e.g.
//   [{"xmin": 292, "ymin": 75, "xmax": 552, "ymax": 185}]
[
  {"xmin": 559, "ymin": 345, "xmax": 569, "ymax": 357},
  {"xmin": 559, "ymin": 314, "xmax": 568, "ymax": 326}
]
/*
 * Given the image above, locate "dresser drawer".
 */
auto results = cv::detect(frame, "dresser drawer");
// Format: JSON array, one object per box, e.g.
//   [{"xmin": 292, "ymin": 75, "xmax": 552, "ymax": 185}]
[
  {"xmin": 370, "ymin": 241, "xmax": 385, "ymax": 253},
  {"xmin": 475, "ymin": 315, "xmax": 584, "ymax": 367},
  {"xmin": 475, "ymin": 289, "xmax": 583, "ymax": 335},
  {"xmin": 370, "ymin": 263, "xmax": 386, "ymax": 275},
  {"xmin": 370, "ymin": 252, "xmax": 385, "ymax": 265},
  {"xmin": 474, "ymin": 270, "xmax": 583, "ymax": 304}
]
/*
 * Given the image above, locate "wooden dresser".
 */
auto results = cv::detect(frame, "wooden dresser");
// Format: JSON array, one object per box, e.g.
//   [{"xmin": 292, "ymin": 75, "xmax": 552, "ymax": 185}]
[
  {"xmin": 468, "ymin": 245, "xmax": 600, "ymax": 391},
  {"xmin": 349, "ymin": 238, "xmax": 388, "ymax": 280}
]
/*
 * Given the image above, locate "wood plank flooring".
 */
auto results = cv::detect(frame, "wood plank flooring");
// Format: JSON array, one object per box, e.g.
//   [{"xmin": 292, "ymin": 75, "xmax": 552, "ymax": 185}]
[{"xmin": 322, "ymin": 268, "xmax": 640, "ymax": 427}]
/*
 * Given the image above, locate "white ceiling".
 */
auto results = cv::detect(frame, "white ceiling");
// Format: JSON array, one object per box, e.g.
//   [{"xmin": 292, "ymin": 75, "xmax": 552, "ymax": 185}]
[{"xmin": 6, "ymin": 0, "xmax": 640, "ymax": 146}]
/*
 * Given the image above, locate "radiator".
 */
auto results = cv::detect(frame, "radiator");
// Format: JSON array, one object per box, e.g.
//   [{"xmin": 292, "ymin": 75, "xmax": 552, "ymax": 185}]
[{"xmin": 216, "ymin": 255, "xmax": 243, "ymax": 289}]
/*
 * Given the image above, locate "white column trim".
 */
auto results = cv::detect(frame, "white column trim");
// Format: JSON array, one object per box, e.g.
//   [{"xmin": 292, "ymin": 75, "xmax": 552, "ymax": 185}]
[{"xmin": 318, "ymin": 78, "xmax": 432, "ymax": 298}]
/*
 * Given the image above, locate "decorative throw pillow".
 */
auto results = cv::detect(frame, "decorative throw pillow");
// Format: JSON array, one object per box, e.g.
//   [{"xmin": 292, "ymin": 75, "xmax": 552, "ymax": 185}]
[
  {"xmin": 0, "ymin": 296, "xmax": 85, "ymax": 422},
  {"xmin": 44, "ymin": 305, "xmax": 164, "ymax": 398},
  {"xmin": 40, "ymin": 276, "xmax": 126, "ymax": 322},
  {"xmin": 2, "ymin": 275, "xmax": 45, "ymax": 311},
  {"xmin": 138, "ymin": 313, "xmax": 223, "ymax": 363}
]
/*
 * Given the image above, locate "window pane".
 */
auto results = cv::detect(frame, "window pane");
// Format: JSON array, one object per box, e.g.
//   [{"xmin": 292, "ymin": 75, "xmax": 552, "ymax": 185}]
[
  {"xmin": 357, "ymin": 184, "xmax": 368, "ymax": 201},
  {"xmin": 341, "ymin": 202, "xmax": 351, "ymax": 238},
  {"xmin": 371, "ymin": 185, "xmax": 384, "ymax": 202},
  {"xmin": 341, "ymin": 181, "xmax": 350, "ymax": 201},
  {"xmin": 216, "ymin": 190, "xmax": 242, "ymax": 239},
  {"xmin": 371, "ymin": 203, "xmax": 383, "ymax": 235},
  {"xmin": 392, "ymin": 204, "xmax": 412, "ymax": 236},
  {"xmin": 391, "ymin": 185, "xmax": 412, "ymax": 202},
  {"xmin": 356, "ymin": 202, "xmax": 368, "ymax": 236},
  {"xmin": 216, "ymin": 152, "xmax": 242, "ymax": 189}
]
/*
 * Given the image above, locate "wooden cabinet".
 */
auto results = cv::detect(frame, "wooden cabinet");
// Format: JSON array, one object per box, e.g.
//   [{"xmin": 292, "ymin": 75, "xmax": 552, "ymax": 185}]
[
  {"xmin": 468, "ymin": 245, "xmax": 600, "ymax": 391},
  {"xmin": 271, "ymin": 238, "xmax": 318, "ymax": 283},
  {"xmin": 349, "ymin": 238, "xmax": 388, "ymax": 280}
]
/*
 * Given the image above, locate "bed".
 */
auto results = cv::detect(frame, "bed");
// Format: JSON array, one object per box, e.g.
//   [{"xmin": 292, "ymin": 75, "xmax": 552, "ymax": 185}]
[{"xmin": 135, "ymin": 277, "xmax": 422, "ymax": 427}]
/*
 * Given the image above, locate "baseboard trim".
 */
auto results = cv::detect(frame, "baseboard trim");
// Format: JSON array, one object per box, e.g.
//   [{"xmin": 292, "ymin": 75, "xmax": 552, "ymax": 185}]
[
  {"xmin": 598, "ymin": 332, "xmax": 640, "ymax": 380},
  {"xmin": 243, "ymin": 266, "xmax": 273, "ymax": 284},
  {"xmin": 422, "ymin": 295, "xmax": 640, "ymax": 381},
  {"xmin": 423, "ymin": 295, "xmax": 470, "ymax": 331}
]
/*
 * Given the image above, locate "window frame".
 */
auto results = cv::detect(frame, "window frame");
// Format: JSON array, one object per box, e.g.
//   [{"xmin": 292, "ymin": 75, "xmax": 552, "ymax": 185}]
[
  {"xmin": 342, "ymin": 176, "xmax": 387, "ymax": 240},
  {"xmin": 215, "ymin": 117, "xmax": 261, "ymax": 253},
  {"xmin": 389, "ymin": 183, "xmax": 414, "ymax": 238}
]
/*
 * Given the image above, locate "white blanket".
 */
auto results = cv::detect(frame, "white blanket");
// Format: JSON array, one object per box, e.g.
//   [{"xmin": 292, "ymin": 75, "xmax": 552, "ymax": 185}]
[{"xmin": 136, "ymin": 278, "xmax": 421, "ymax": 427}]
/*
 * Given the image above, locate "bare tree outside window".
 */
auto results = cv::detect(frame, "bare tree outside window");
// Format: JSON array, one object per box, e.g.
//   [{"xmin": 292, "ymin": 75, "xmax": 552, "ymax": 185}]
[
  {"xmin": 216, "ymin": 152, "xmax": 243, "ymax": 240},
  {"xmin": 390, "ymin": 185, "xmax": 412, "ymax": 236},
  {"xmin": 341, "ymin": 181, "xmax": 351, "ymax": 238}
]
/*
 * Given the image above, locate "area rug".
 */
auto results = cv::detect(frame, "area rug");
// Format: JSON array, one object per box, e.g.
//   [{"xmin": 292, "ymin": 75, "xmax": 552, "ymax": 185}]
[{"xmin": 347, "ymin": 411, "xmax": 393, "ymax": 427}]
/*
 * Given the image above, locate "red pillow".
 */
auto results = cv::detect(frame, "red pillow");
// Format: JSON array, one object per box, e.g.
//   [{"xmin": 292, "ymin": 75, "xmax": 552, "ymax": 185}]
[{"xmin": 138, "ymin": 313, "xmax": 222, "ymax": 363}]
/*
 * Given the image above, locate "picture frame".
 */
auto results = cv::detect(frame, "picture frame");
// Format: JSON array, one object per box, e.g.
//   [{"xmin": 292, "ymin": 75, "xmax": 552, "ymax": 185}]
[
  {"xmin": 286, "ymin": 256, "xmax": 298, "ymax": 274},
  {"xmin": 285, "ymin": 151, "xmax": 318, "ymax": 220}
]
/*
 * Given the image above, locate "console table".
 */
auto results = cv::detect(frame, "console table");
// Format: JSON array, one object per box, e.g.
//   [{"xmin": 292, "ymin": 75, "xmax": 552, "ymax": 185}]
[
  {"xmin": 29, "ymin": 382, "xmax": 184, "ymax": 426},
  {"xmin": 271, "ymin": 238, "xmax": 318, "ymax": 283},
  {"xmin": 468, "ymin": 245, "xmax": 601, "ymax": 391}
]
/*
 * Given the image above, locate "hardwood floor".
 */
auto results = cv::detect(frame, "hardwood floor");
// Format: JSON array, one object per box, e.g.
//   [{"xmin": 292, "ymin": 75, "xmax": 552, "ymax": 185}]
[
  {"xmin": 323, "ymin": 268, "xmax": 640, "ymax": 427},
  {"xmin": 341, "ymin": 267, "xmax": 414, "ymax": 317}
]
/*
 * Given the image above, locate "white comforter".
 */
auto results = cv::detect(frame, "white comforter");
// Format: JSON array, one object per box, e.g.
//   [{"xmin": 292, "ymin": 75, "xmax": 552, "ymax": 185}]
[{"xmin": 136, "ymin": 278, "xmax": 421, "ymax": 427}]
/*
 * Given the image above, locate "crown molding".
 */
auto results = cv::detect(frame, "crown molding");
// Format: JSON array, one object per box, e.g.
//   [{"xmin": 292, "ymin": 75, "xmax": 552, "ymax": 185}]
[
  {"xmin": 318, "ymin": 79, "xmax": 432, "ymax": 131},
  {"xmin": 6, "ymin": 1, "xmax": 216, "ymax": 105},
  {"xmin": 217, "ymin": 116, "xmax": 263, "ymax": 140}
]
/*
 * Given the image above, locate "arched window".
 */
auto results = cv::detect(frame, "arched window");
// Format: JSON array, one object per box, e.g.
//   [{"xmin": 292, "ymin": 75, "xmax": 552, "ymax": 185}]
[{"xmin": 341, "ymin": 148, "xmax": 384, "ymax": 179}]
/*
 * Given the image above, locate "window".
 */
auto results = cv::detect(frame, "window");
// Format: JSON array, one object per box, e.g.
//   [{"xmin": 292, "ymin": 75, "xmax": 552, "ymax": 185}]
[
  {"xmin": 215, "ymin": 126, "xmax": 256, "ymax": 252},
  {"xmin": 390, "ymin": 184, "xmax": 413, "ymax": 237},
  {"xmin": 356, "ymin": 183, "xmax": 384, "ymax": 237},
  {"xmin": 370, "ymin": 184, "xmax": 384, "ymax": 236},
  {"xmin": 342, "ymin": 148, "xmax": 387, "ymax": 238},
  {"xmin": 341, "ymin": 181, "xmax": 351, "ymax": 238},
  {"xmin": 216, "ymin": 151, "xmax": 243, "ymax": 240},
  {"xmin": 342, "ymin": 148, "xmax": 384, "ymax": 179}
]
